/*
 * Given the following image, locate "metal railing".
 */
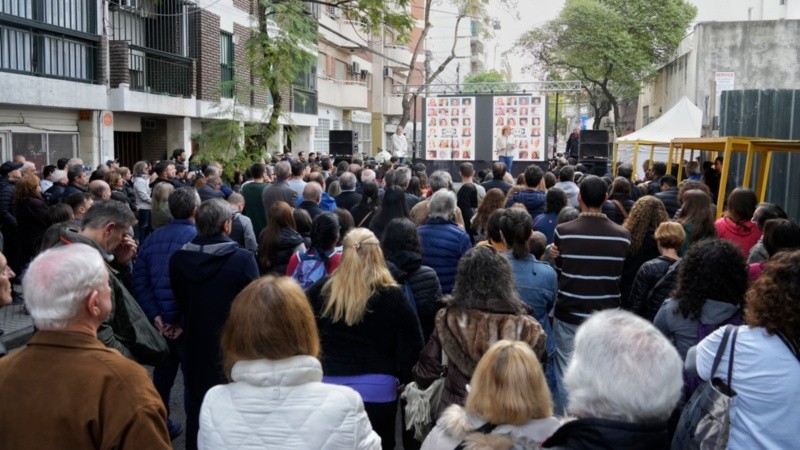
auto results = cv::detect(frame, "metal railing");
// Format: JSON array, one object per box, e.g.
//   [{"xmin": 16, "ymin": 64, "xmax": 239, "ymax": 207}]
[
  {"xmin": 128, "ymin": 47, "xmax": 193, "ymax": 97},
  {"xmin": 317, "ymin": 74, "xmax": 367, "ymax": 87},
  {"xmin": 292, "ymin": 86, "xmax": 318, "ymax": 115},
  {"xmin": 0, "ymin": 0, "xmax": 96, "ymax": 34},
  {"xmin": 0, "ymin": 23, "xmax": 97, "ymax": 82}
]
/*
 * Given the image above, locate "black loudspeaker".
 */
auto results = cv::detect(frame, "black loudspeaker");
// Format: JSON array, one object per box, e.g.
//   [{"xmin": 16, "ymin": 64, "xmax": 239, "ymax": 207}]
[
  {"xmin": 578, "ymin": 160, "xmax": 608, "ymax": 177},
  {"xmin": 579, "ymin": 143, "xmax": 610, "ymax": 159},
  {"xmin": 579, "ymin": 130, "xmax": 609, "ymax": 144},
  {"xmin": 329, "ymin": 130, "xmax": 359, "ymax": 156}
]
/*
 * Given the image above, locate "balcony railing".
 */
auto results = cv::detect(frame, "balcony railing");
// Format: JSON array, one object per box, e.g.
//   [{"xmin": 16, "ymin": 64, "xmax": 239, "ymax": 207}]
[
  {"xmin": 292, "ymin": 86, "xmax": 318, "ymax": 115},
  {"xmin": 0, "ymin": 24, "xmax": 97, "ymax": 82},
  {"xmin": 0, "ymin": 0, "xmax": 96, "ymax": 35},
  {"xmin": 129, "ymin": 47, "xmax": 193, "ymax": 97}
]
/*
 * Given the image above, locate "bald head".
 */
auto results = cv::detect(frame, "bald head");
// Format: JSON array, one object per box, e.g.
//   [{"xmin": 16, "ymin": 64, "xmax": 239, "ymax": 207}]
[
  {"xmin": 88, "ymin": 180, "xmax": 111, "ymax": 200},
  {"xmin": 303, "ymin": 181, "xmax": 322, "ymax": 204}
]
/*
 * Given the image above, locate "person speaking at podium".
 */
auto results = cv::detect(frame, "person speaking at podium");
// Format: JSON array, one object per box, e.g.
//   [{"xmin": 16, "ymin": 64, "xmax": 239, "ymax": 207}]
[{"xmin": 496, "ymin": 125, "xmax": 515, "ymax": 172}]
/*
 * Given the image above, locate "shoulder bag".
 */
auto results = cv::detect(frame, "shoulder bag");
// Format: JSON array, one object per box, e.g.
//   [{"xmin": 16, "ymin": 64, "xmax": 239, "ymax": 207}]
[
  {"xmin": 401, "ymin": 349, "xmax": 448, "ymax": 441},
  {"xmin": 672, "ymin": 325, "xmax": 739, "ymax": 450}
]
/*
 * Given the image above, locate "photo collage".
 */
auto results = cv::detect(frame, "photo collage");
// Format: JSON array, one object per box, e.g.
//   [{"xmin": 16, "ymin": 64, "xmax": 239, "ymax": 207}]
[
  {"xmin": 424, "ymin": 96, "xmax": 476, "ymax": 161},
  {"xmin": 492, "ymin": 95, "xmax": 546, "ymax": 161}
]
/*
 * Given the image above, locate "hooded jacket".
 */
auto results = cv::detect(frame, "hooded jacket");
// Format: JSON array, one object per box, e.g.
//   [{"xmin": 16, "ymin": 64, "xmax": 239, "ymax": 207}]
[
  {"xmin": 653, "ymin": 298, "xmax": 741, "ymax": 360},
  {"xmin": 542, "ymin": 417, "xmax": 671, "ymax": 450},
  {"xmin": 421, "ymin": 405, "xmax": 560, "ymax": 450},
  {"xmin": 169, "ymin": 235, "xmax": 260, "ymax": 415},
  {"xmin": 198, "ymin": 357, "xmax": 381, "ymax": 450},
  {"xmin": 553, "ymin": 181, "xmax": 579, "ymax": 208},
  {"xmin": 715, "ymin": 217, "xmax": 761, "ymax": 258},
  {"xmin": 385, "ymin": 249, "xmax": 444, "ymax": 341},
  {"xmin": 505, "ymin": 189, "xmax": 547, "ymax": 219},
  {"xmin": 413, "ymin": 303, "xmax": 546, "ymax": 417}
]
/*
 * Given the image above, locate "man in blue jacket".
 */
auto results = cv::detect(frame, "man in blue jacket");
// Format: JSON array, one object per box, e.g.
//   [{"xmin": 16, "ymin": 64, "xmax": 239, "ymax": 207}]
[
  {"xmin": 169, "ymin": 198, "xmax": 259, "ymax": 450},
  {"xmin": 505, "ymin": 164, "xmax": 547, "ymax": 218},
  {"xmin": 418, "ymin": 190, "xmax": 472, "ymax": 294},
  {"xmin": 132, "ymin": 186, "xmax": 200, "ymax": 439}
]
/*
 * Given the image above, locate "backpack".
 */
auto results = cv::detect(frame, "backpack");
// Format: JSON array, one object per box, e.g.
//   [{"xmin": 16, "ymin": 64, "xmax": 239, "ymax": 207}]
[
  {"xmin": 682, "ymin": 312, "xmax": 744, "ymax": 399},
  {"xmin": 291, "ymin": 251, "xmax": 328, "ymax": 289}
]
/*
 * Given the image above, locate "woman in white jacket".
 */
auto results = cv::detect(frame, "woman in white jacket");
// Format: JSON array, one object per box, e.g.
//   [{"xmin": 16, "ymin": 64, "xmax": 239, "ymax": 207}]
[
  {"xmin": 421, "ymin": 340, "xmax": 560, "ymax": 450},
  {"xmin": 198, "ymin": 275, "xmax": 381, "ymax": 450}
]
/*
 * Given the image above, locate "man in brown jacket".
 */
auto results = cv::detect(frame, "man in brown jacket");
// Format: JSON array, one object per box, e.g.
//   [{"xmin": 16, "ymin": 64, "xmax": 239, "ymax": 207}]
[{"xmin": 0, "ymin": 244, "xmax": 171, "ymax": 449}]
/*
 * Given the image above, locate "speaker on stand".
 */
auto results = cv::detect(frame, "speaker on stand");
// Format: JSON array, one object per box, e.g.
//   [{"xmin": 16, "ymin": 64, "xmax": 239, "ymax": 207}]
[
  {"xmin": 329, "ymin": 130, "xmax": 359, "ymax": 165},
  {"xmin": 578, "ymin": 130, "xmax": 610, "ymax": 177}
]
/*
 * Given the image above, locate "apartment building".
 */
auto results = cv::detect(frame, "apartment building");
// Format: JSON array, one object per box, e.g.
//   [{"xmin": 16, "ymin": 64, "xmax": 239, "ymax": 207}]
[{"xmin": 0, "ymin": 0, "xmax": 424, "ymax": 166}]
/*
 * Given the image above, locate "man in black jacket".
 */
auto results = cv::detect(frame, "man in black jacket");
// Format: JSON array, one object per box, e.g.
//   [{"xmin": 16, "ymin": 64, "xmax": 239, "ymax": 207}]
[
  {"xmin": 0, "ymin": 161, "xmax": 23, "ymax": 273},
  {"xmin": 62, "ymin": 165, "xmax": 88, "ymax": 199},
  {"xmin": 655, "ymin": 175, "xmax": 681, "ymax": 218},
  {"xmin": 334, "ymin": 171, "xmax": 362, "ymax": 211}
]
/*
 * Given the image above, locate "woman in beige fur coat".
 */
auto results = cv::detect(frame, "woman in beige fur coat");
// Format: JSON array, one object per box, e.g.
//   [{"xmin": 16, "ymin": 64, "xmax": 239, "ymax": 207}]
[{"xmin": 412, "ymin": 246, "xmax": 547, "ymax": 418}]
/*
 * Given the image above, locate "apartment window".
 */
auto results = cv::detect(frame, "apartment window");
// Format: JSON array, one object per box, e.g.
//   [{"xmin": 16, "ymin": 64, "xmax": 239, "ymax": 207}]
[
  {"xmin": 642, "ymin": 105, "xmax": 650, "ymax": 126},
  {"xmin": 351, "ymin": 122, "xmax": 372, "ymax": 155},
  {"xmin": 220, "ymin": 32, "xmax": 234, "ymax": 98},
  {"xmin": 334, "ymin": 59, "xmax": 346, "ymax": 80},
  {"xmin": 314, "ymin": 118, "xmax": 330, "ymax": 154},
  {"xmin": 10, "ymin": 133, "xmax": 77, "ymax": 167}
]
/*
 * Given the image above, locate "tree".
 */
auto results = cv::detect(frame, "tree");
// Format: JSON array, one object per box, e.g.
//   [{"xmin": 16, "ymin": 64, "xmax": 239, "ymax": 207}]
[
  {"xmin": 517, "ymin": 0, "xmax": 696, "ymax": 132},
  {"xmin": 197, "ymin": 0, "xmax": 415, "ymax": 169},
  {"xmin": 461, "ymin": 70, "xmax": 505, "ymax": 93},
  {"xmin": 398, "ymin": 0, "xmax": 506, "ymax": 128}
]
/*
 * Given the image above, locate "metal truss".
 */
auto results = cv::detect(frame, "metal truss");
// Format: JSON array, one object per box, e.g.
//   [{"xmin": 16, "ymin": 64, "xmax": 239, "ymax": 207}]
[{"xmin": 388, "ymin": 80, "xmax": 583, "ymax": 96}]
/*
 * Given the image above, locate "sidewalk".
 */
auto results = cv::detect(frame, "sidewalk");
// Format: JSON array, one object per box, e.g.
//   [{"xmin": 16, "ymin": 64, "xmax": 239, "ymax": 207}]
[{"xmin": 0, "ymin": 299, "xmax": 34, "ymax": 351}]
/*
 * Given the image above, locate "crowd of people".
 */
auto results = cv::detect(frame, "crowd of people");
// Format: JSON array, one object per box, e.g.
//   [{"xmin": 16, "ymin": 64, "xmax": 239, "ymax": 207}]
[{"xmin": 0, "ymin": 149, "xmax": 798, "ymax": 450}]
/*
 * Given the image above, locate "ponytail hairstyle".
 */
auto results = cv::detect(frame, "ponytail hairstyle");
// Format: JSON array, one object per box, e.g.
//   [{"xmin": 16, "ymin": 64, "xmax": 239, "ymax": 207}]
[
  {"xmin": 499, "ymin": 207, "xmax": 533, "ymax": 259},
  {"xmin": 310, "ymin": 212, "xmax": 339, "ymax": 264}
]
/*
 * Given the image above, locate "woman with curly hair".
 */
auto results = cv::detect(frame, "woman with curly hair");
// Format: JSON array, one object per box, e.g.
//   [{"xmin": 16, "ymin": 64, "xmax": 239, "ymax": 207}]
[
  {"xmin": 687, "ymin": 250, "xmax": 800, "ymax": 449},
  {"xmin": 654, "ymin": 239, "xmax": 747, "ymax": 359},
  {"xmin": 306, "ymin": 228, "xmax": 423, "ymax": 449},
  {"xmin": 619, "ymin": 196, "xmax": 670, "ymax": 310},
  {"xmin": 471, "ymin": 188, "xmax": 505, "ymax": 242},
  {"xmin": 676, "ymin": 189, "xmax": 716, "ymax": 255},
  {"xmin": 716, "ymin": 187, "xmax": 760, "ymax": 257},
  {"xmin": 413, "ymin": 246, "xmax": 547, "ymax": 419},
  {"xmin": 533, "ymin": 187, "xmax": 568, "ymax": 244}
]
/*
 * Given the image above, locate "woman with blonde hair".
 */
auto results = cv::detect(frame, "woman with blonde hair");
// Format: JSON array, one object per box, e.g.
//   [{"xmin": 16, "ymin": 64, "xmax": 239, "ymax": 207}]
[
  {"xmin": 149, "ymin": 181, "xmax": 174, "ymax": 230},
  {"xmin": 198, "ymin": 276, "xmax": 381, "ymax": 449},
  {"xmin": 619, "ymin": 196, "xmax": 670, "ymax": 310},
  {"xmin": 421, "ymin": 340, "xmax": 560, "ymax": 449},
  {"xmin": 306, "ymin": 228, "xmax": 424, "ymax": 450}
]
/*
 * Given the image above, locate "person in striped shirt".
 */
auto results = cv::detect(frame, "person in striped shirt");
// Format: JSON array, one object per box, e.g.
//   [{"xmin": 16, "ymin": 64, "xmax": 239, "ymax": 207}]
[{"xmin": 551, "ymin": 175, "xmax": 630, "ymax": 412}]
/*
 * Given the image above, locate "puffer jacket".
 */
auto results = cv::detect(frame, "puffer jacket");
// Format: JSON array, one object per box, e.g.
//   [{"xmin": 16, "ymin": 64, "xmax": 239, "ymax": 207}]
[
  {"xmin": 0, "ymin": 177, "xmax": 16, "ymax": 229},
  {"xmin": 43, "ymin": 182, "xmax": 66, "ymax": 205},
  {"xmin": 505, "ymin": 189, "xmax": 547, "ymax": 219},
  {"xmin": 629, "ymin": 256, "xmax": 680, "ymax": 322},
  {"xmin": 418, "ymin": 218, "xmax": 472, "ymax": 294},
  {"xmin": 385, "ymin": 250, "xmax": 444, "ymax": 341},
  {"xmin": 601, "ymin": 193, "xmax": 634, "ymax": 225},
  {"xmin": 198, "ymin": 357, "xmax": 381, "ymax": 450},
  {"xmin": 620, "ymin": 230, "xmax": 659, "ymax": 310},
  {"xmin": 413, "ymin": 303, "xmax": 546, "ymax": 418},
  {"xmin": 421, "ymin": 404, "xmax": 560, "ymax": 450},
  {"xmin": 132, "ymin": 219, "xmax": 197, "ymax": 324}
]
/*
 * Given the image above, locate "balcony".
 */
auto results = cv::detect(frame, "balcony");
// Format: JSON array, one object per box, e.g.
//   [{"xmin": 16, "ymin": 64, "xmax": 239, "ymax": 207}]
[
  {"xmin": 128, "ymin": 48, "xmax": 193, "ymax": 97},
  {"xmin": 0, "ymin": 24, "xmax": 98, "ymax": 83},
  {"xmin": 384, "ymin": 95, "xmax": 404, "ymax": 116},
  {"xmin": 317, "ymin": 75, "xmax": 368, "ymax": 110},
  {"xmin": 384, "ymin": 44, "xmax": 411, "ymax": 69},
  {"xmin": 318, "ymin": 12, "xmax": 369, "ymax": 49}
]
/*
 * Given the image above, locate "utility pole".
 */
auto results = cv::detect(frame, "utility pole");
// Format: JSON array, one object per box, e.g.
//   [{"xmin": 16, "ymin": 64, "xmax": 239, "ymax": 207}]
[
  {"xmin": 553, "ymin": 92, "xmax": 560, "ymax": 158},
  {"xmin": 456, "ymin": 63, "xmax": 460, "ymax": 91}
]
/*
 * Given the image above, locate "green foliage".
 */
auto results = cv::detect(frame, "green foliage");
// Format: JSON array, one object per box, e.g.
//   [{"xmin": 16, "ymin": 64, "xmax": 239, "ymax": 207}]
[
  {"xmin": 196, "ymin": 0, "xmax": 415, "ymax": 169},
  {"xmin": 517, "ymin": 0, "xmax": 696, "ymax": 131}
]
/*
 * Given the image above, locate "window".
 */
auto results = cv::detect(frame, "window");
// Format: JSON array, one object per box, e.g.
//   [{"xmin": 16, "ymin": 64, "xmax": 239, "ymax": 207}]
[
  {"xmin": 314, "ymin": 118, "xmax": 330, "ymax": 154},
  {"xmin": 10, "ymin": 133, "xmax": 78, "ymax": 168},
  {"xmin": 220, "ymin": 32, "xmax": 234, "ymax": 98},
  {"xmin": 351, "ymin": 122, "xmax": 372, "ymax": 156},
  {"xmin": 642, "ymin": 105, "xmax": 650, "ymax": 126},
  {"xmin": 334, "ymin": 59, "xmax": 346, "ymax": 80}
]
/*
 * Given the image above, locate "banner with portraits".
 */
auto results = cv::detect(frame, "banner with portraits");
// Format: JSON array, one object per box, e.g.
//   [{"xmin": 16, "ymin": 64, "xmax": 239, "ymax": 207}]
[
  {"xmin": 424, "ymin": 96, "xmax": 476, "ymax": 161},
  {"xmin": 492, "ymin": 95, "xmax": 546, "ymax": 162}
]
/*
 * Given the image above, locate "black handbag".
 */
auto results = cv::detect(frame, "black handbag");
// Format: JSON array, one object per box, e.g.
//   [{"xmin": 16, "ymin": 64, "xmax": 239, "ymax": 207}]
[{"xmin": 672, "ymin": 325, "xmax": 738, "ymax": 450}]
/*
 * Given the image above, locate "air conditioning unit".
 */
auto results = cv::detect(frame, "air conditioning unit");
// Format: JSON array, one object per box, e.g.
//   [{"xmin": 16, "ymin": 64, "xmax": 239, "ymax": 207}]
[
  {"xmin": 359, "ymin": 69, "xmax": 369, "ymax": 80},
  {"xmin": 383, "ymin": 67, "xmax": 393, "ymax": 78},
  {"xmin": 351, "ymin": 62, "xmax": 360, "ymax": 74}
]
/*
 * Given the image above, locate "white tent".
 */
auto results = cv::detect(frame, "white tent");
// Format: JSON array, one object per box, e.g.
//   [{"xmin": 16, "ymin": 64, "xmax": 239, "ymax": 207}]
[
  {"xmin": 618, "ymin": 96, "xmax": 703, "ymax": 143},
  {"xmin": 613, "ymin": 96, "xmax": 703, "ymax": 178}
]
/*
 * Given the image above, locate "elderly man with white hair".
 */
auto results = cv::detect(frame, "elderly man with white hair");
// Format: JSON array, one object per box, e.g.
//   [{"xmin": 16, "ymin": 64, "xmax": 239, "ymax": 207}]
[
  {"xmin": 417, "ymin": 189, "xmax": 472, "ymax": 294},
  {"xmin": 0, "ymin": 244, "xmax": 172, "ymax": 449},
  {"xmin": 542, "ymin": 310, "xmax": 683, "ymax": 449}
]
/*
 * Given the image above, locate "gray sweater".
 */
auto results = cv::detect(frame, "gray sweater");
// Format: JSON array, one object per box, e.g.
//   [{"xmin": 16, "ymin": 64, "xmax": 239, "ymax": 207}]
[{"xmin": 654, "ymin": 298, "xmax": 740, "ymax": 360}]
